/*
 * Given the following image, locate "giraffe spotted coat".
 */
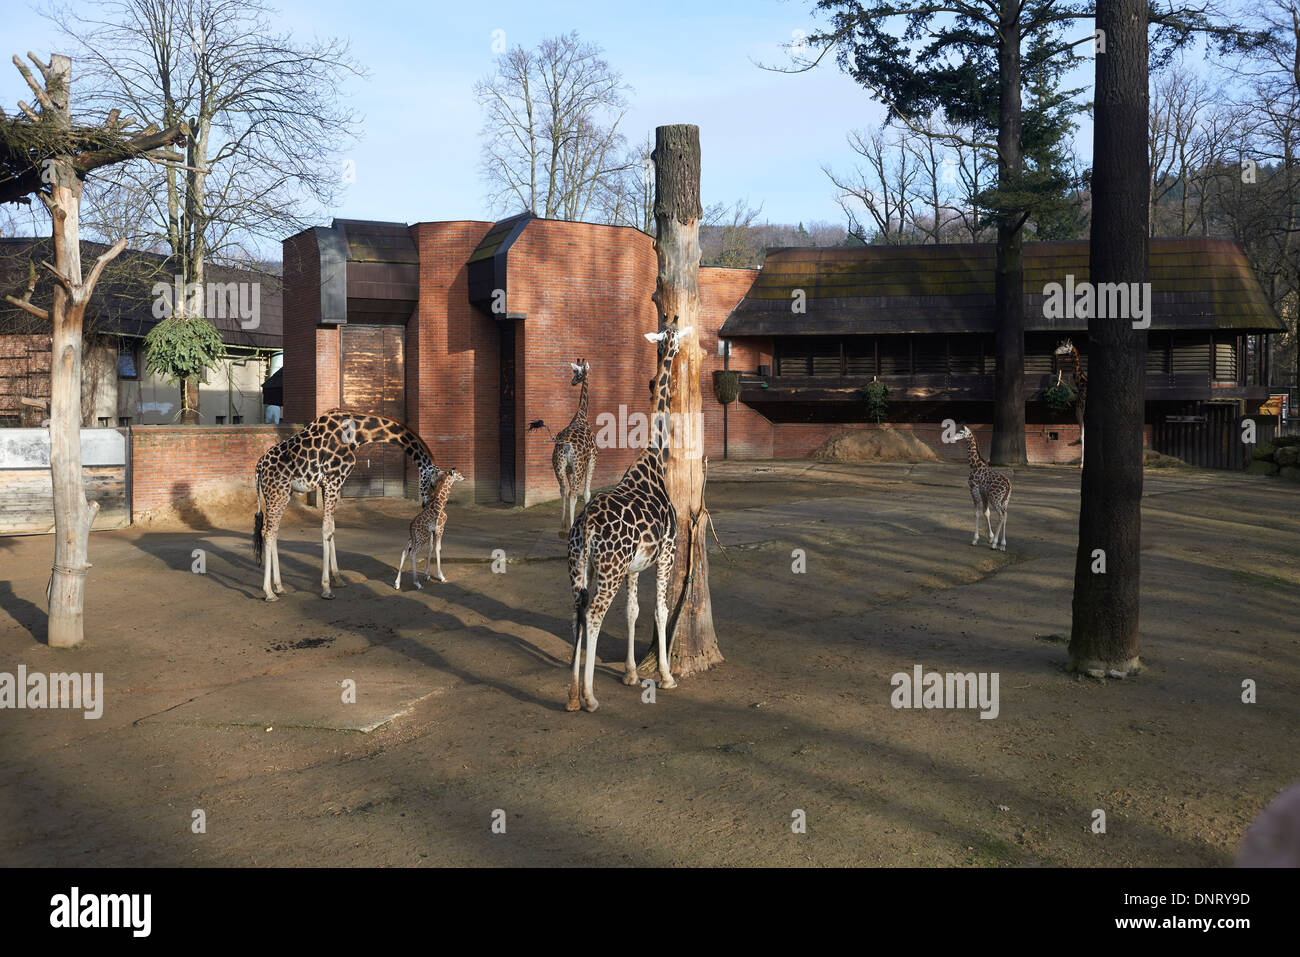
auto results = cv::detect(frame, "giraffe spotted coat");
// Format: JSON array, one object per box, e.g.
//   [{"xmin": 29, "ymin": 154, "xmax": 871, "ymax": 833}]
[
  {"xmin": 563, "ymin": 326, "xmax": 691, "ymax": 712},
  {"xmin": 394, "ymin": 467, "xmax": 464, "ymax": 589},
  {"xmin": 253, "ymin": 410, "xmax": 437, "ymax": 601},
  {"xmin": 553, "ymin": 359, "xmax": 597, "ymax": 532},
  {"xmin": 957, "ymin": 425, "xmax": 1012, "ymax": 551}
]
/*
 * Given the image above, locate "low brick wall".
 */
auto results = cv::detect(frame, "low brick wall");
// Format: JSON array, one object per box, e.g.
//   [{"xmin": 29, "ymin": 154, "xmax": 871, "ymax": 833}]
[{"xmin": 130, "ymin": 424, "xmax": 294, "ymax": 519}]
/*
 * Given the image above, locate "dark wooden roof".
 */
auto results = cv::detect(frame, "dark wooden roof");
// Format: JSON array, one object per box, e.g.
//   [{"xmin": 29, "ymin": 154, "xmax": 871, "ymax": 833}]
[
  {"xmin": 0, "ymin": 237, "xmax": 282, "ymax": 349},
  {"xmin": 720, "ymin": 238, "xmax": 1284, "ymax": 337},
  {"xmin": 330, "ymin": 219, "xmax": 418, "ymax": 325},
  {"xmin": 468, "ymin": 212, "xmax": 532, "ymax": 318}
]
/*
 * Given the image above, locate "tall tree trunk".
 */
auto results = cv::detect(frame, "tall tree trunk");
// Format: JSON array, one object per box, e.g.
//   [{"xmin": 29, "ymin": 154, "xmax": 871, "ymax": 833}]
[
  {"xmin": 991, "ymin": 3, "xmax": 1026, "ymax": 465},
  {"xmin": 22, "ymin": 55, "xmax": 128, "ymax": 646},
  {"xmin": 1068, "ymin": 0, "xmax": 1148, "ymax": 675},
  {"xmin": 642, "ymin": 124, "xmax": 722, "ymax": 678}
]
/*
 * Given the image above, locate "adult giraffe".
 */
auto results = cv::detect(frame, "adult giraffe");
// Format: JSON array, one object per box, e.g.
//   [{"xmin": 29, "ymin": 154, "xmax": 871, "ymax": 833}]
[
  {"xmin": 253, "ymin": 410, "xmax": 438, "ymax": 600},
  {"xmin": 565, "ymin": 324, "xmax": 691, "ymax": 712}
]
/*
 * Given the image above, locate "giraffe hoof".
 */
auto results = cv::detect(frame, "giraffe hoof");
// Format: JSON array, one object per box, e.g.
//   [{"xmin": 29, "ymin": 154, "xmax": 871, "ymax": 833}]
[
  {"xmin": 660, "ymin": 675, "xmax": 677, "ymax": 690},
  {"xmin": 582, "ymin": 699, "xmax": 600, "ymax": 713},
  {"xmin": 273, "ymin": 584, "xmax": 285, "ymax": 594},
  {"xmin": 263, "ymin": 594, "xmax": 278, "ymax": 603},
  {"xmin": 999, "ymin": 543, "xmax": 1007, "ymax": 552},
  {"xmin": 437, "ymin": 575, "xmax": 447, "ymax": 583},
  {"xmin": 321, "ymin": 591, "xmax": 335, "ymax": 600},
  {"xmin": 623, "ymin": 671, "xmax": 640, "ymax": 686}
]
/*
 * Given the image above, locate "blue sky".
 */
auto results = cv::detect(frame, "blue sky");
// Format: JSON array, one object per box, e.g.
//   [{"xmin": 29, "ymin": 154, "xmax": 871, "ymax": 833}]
[{"xmin": 4, "ymin": 0, "xmax": 1113, "ymax": 241}]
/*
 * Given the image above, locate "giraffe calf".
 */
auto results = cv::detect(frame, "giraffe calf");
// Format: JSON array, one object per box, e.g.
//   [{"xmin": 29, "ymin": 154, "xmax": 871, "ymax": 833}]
[{"xmin": 394, "ymin": 467, "xmax": 464, "ymax": 590}]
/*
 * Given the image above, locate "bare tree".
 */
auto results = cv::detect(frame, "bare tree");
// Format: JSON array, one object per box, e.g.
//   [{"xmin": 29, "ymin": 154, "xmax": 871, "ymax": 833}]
[
  {"xmin": 824, "ymin": 125, "xmax": 919, "ymax": 243},
  {"xmin": 2, "ymin": 51, "xmax": 186, "ymax": 647},
  {"xmin": 700, "ymin": 198, "xmax": 764, "ymax": 266},
  {"xmin": 45, "ymin": 0, "xmax": 363, "ymax": 421},
  {"xmin": 476, "ymin": 32, "xmax": 634, "ymax": 222}
]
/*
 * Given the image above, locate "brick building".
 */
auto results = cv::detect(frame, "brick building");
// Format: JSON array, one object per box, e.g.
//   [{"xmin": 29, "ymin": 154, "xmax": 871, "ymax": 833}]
[{"xmin": 281, "ymin": 217, "xmax": 1284, "ymax": 503}]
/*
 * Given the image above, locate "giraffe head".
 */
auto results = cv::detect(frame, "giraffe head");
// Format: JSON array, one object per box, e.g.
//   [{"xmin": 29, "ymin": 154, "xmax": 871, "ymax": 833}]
[
  {"xmin": 569, "ymin": 359, "xmax": 590, "ymax": 386},
  {"xmin": 1054, "ymin": 339, "xmax": 1077, "ymax": 357},
  {"xmin": 643, "ymin": 324, "xmax": 693, "ymax": 358},
  {"xmin": 956, "ymin": 424, "xmax": 973, "ymax": 441},
  {"xmin": 443, "ymin": 467, "xmax": 466, "ymax": 486}
]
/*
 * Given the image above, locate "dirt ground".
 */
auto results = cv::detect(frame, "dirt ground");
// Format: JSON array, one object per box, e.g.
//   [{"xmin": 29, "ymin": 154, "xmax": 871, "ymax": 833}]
[{"xmin": 1, "ymin": 460, "xmax": 1297, "ymax": 867}]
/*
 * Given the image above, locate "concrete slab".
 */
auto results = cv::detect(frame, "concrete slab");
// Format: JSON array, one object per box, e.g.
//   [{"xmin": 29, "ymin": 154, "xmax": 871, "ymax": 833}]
[{"xmin": 137, "ymin": 650, "xmax": 450, "ymax": 732}]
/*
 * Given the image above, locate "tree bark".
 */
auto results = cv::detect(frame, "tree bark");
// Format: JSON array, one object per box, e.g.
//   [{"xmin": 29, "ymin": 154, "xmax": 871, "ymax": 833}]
[
  {"xmin": 7, "ymin": 51, "xmax": 173, "ymax": 646},
  {"xmin": 990, "ymin": 2, "xmax": 1026, "ymax": 466},
  {"xmin": 642, "ymin": 124, "xmax": 722, "ymax": 678},
  {"xmin": 1067, "ymin": 0, "xmax": 1148, "ymax": 676}
]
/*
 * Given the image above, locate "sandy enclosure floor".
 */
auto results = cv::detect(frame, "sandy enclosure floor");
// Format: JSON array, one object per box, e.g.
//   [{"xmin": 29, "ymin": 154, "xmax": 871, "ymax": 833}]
[{"xmin": 1, "ymin": 460, "xmax": 1297, "ymax": 866}]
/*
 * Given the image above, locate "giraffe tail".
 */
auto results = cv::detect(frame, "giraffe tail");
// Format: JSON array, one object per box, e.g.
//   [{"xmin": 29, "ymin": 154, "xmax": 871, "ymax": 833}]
[{"xmin": 252, "ymin": 479, "xmax": 265, "ymax": 566}]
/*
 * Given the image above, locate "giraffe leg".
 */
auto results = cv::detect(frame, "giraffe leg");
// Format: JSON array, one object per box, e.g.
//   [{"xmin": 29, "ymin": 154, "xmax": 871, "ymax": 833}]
[
  {"xmin": 567, "ymin": 557, "xmax": 589, "ymax": 712},
  {"xmin": 320, "ymin": 488, "xmax": 340, "ymax": 599},
  {"xmin": 997, "ymin": 492, "xmax": 1011, "ymax": 550},
  {"xmin": 582, "ymin": 573, "xmax": 621, "ymax": 712},
  {"xmin": 271, "ymin": 538, "xmax": 284, "ymax": 594},
  {"xmin": 986, "ymin": 503, "xmax": 998, "ymax": 550},
  {"xmin": 395, "ymin": 544, "xmax": 409, "ymax": 590},
  {"xmin": 434, "ymin": 528, "xmax": 447, "ymax": 582},
  {"xmin": 262, "ymin": 493, "xmax": 288, "ymax": 601},
  {"xmin": 329, "ymin": 537, "xmax": 345, "ymax": 587},
  {"xmin": 971, "ymin": 500, "xmax": 981, "ymax": 546},
  {"xmin": 557, "ymin": 468, "xmax": 571, "ymax": 532},
  {"xmin": 654, "ymin": 541, "xmax": 677, "ymax": 690},
  {"xmin": 1080, "ymin": 422, "xmax": 1085, "ymax": 469},
  {"xmin": 584, "ymin": 452, "xmax": 596, "ymax": 503},
  {"xmin": 623, "ymin": 572, "xmax": 640, "ymax": 686}
]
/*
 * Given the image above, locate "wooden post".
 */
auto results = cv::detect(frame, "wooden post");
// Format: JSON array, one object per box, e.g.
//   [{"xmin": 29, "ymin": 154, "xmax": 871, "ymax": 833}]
[{"xmin": 643, "ymin": 124, "xmax": 723, "ymax": 677}]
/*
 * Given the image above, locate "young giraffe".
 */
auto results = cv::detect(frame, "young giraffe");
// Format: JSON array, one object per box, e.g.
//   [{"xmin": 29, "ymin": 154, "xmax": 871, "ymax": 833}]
[
  {"xmin": 552, "ymin": 359, "xmax": 597, "ymax": 533},
  {"xmin": 253, "ymin": 410, "xmax": 438, "ymax": 601},
  {"xmin": 1054, "ymin": 339, "xmax": 1087, "ymax": 467},
  {"xmin": 956, "ymin": 425, "xmax": 1012, "ymax": 551},
  {"xmin": 394, "ymin": 467, "xmax": 465, "ymax": 589},
  {"xmin": 565, "ymin": 325, "xmax": 692, "ymax": 712}
]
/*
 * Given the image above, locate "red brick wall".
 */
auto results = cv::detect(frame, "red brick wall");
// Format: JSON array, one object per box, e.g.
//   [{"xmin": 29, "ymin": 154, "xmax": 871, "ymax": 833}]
[
  {"xmin": 130, "ymin": 425, "xmax": 293, "ymax": 518},
  {"xmin": 409, "ymin": 221, "xmax": 497, "ymax": 501},
  {"xmin": 508, "ymin": 220, "xmax": 660, "ymax": 505}
]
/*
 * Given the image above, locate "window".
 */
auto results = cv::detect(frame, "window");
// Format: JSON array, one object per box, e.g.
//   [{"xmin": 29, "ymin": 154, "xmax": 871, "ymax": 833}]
[
  {"xmin": 117, "ymin": 340, "xmax": 138, "ymax": 379},
  {"xmin": 216, "ymin": 415, "xmax": 227, "ymax": 424},
  {"xmin": 232, "ymin": 414, "xmax": 243, "ymax": 424},
  {"xmin": 97, "ymin": 417, "xmax": 110, "ymax": 428},
  {"xmin": 0, "ymin": 415, "xmax": 20, "ymax": 428},
  {"xmin": 118, "ymin": 416, "xmax": 131, "ymax": 427}
]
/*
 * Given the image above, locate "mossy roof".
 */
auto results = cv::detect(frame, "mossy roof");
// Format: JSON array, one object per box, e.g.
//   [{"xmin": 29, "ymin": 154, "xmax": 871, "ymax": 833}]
[{"xmin": 719, "ymin": 238, "xmax": 1284, "ymax": 337}]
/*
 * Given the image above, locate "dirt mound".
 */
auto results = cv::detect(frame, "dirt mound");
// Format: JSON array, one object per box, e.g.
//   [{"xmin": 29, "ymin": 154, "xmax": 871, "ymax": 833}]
[
  {"xmin": 811, "ymin": 429, "xmax": 941, "ymax": 463},
  {"xmin": 132, "ymin": 480, "xmax": 311, "ymax": 530},
  {"xmin": 1143, "ymin": 448, "xmax": 1190, "ymax": 469}
]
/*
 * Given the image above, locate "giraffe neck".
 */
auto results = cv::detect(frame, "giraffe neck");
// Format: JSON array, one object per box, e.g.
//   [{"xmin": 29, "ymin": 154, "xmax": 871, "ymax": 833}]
[
  {"xmin": 645, "ymin": 338, "xmax": 680, "ymax": 465},
  {"xmin": 967, "ymin": 434, "xmax": 984, "ymax": 470},
  {"xmin": 1071, "ymin": 351, "xmax": 1084, "ymax": 389},
  {"xmin": 431, "ymin": 476, "xmax": 455, "ymax": 511},
  {"xmin": 573, "ymin": 375, "xmax": 589, "ymax": 424},
  {"xmin": 335, "ymin": 411, "xmax": 434, "ymax": 473}
]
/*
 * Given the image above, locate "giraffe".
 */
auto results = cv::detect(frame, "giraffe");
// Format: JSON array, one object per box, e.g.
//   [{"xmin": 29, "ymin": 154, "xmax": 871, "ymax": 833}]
[
  {"xmin": 394, "ymin": 467, "xmax": 465, "ymax": 589},
  {"xmin": 253, "ymin": 410, "xmax": 438, "ymax": 601},
  {"xmin": 1054, "ymin": 339, "xmax": 1087, "ymax": 467},
  {"xmin": 564, "ymin": 324, "xmax": 692, "ymax": 712},
  {"xmin": 552, "ymin": 359, "xmax": 598, "ymax": 533},
  {"xmin": 956, "ymin": 425, "xmax": 1012, "ymax": 551}
]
